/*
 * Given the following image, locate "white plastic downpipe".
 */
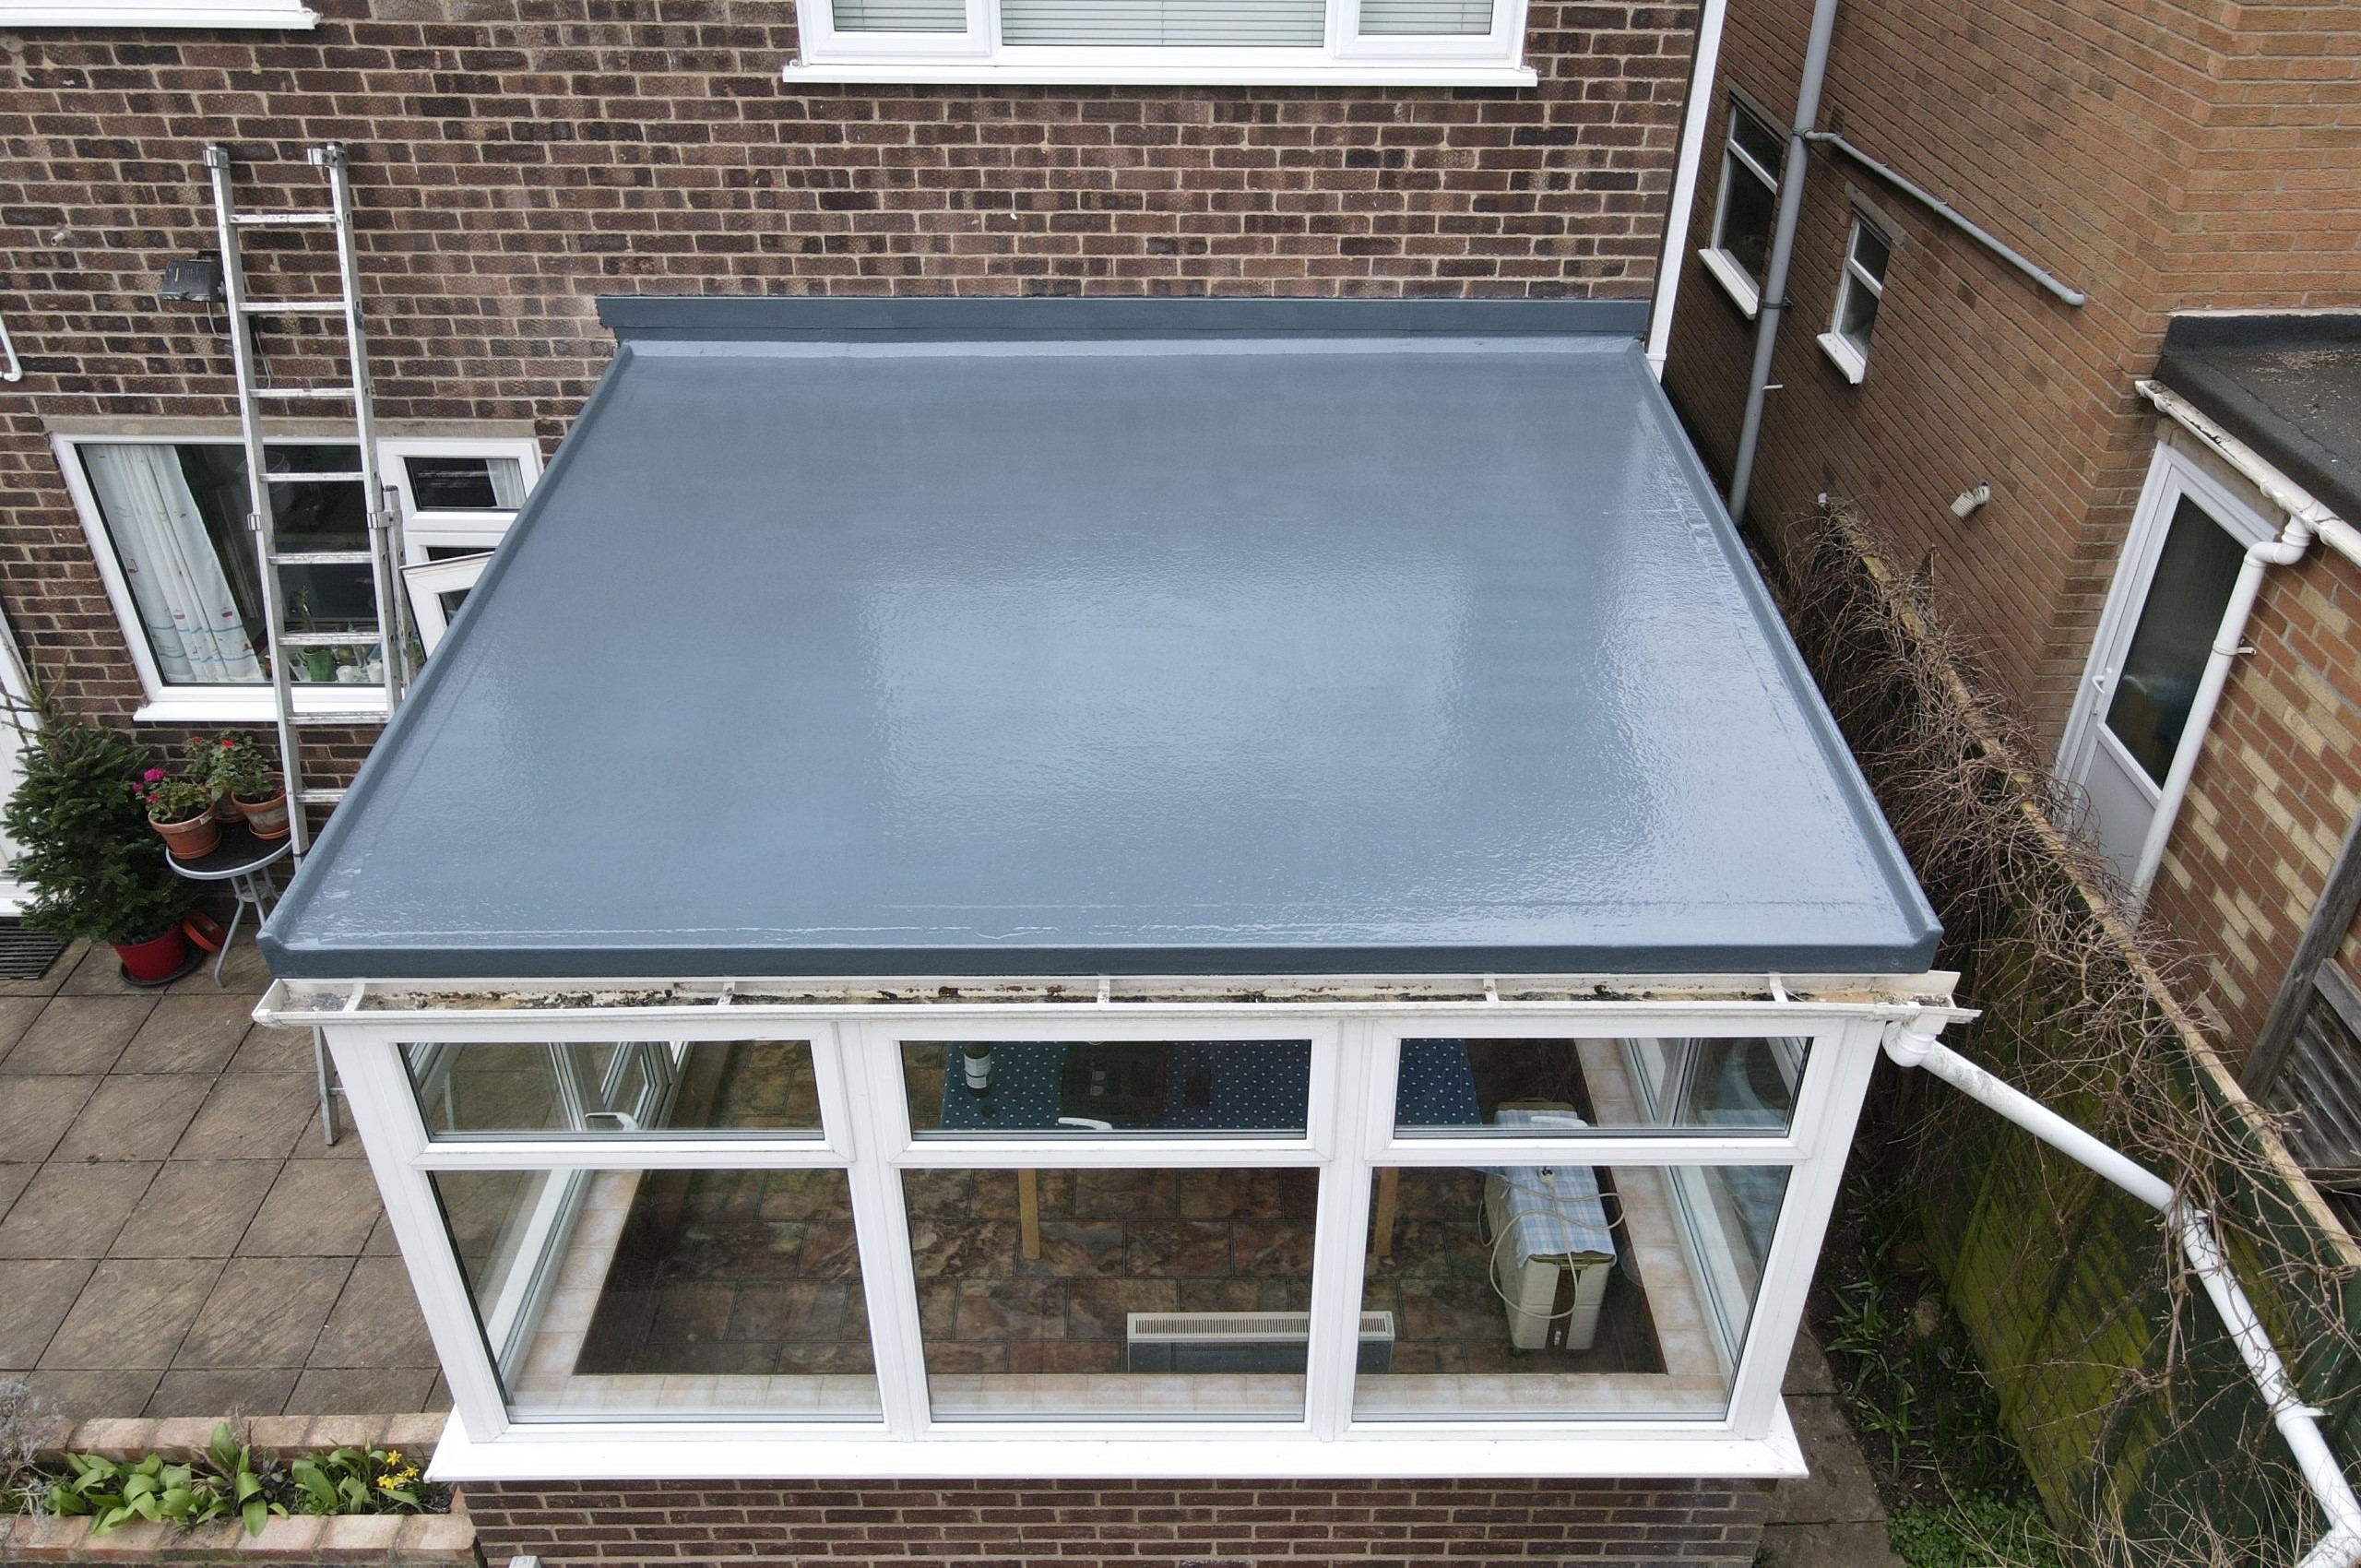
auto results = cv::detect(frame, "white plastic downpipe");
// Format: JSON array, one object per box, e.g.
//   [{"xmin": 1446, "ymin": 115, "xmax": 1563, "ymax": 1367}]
[
  {"xmin": 2127, "ymin": 517, "xmax": 2315, "ymax": 899},
  {"xmin": 1883, "ymin": 1015, "xmax": 2361, "ymax": 1568},
  {"xmin": 1643, "ymin": 0, "xmax": 1733, "ymax": 377}
]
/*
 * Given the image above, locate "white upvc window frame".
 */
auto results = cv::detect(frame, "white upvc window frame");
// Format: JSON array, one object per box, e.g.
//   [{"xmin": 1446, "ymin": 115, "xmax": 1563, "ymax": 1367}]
[
  {"xmin": 1700, "ymin": 94, "xmax": 1785, "ymax": 320},
  {"xmin": 785, "ymin": 0, "xmax": 1535, "ymax": 87},
  {"xmin": 277, "ymin": 978, "xmax": 1944, "ymax": 1481},
  {"xmin": 0, "ymin": 0, "xmax": 316, "ymax": 25},
  {"xmin": 1816, "ymin": 211, "xmax": 1893, "ymax": 386},
  {"xmin": 53, "ymin": 432, "xmax": 541, "ymax": 725}
]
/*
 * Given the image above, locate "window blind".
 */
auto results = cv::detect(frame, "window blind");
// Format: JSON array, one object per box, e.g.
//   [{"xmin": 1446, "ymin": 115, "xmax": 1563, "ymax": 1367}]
[
  {"xmin": 832, "ymin": 0, "xmax": 965, "ymax": 30},
  {"xmin": 1356, "ymin": 0, "xmax": 1490, "ymax": 34},
  {"xmin": 999, "ymin": 0, "xmax": 1324, "ymax": 46}
]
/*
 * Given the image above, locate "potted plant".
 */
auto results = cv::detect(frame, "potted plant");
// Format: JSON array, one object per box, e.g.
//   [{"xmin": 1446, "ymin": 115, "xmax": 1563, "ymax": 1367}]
[
  {"xmin": 202, "ymin": 731, "xmax": 288, "ymax": 840},
  {"xmin": 134, "ymin": 768, "xmax": 220, "ymax": 860},
  {"xmin": 3, "ymin": 717, "xmax": 197, "ymax": 983}
]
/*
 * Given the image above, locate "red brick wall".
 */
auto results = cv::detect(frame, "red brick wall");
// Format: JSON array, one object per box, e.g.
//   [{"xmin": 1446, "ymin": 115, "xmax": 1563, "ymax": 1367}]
[
  {"xmin": 0, "ymin": 0, "xmax": 1700, "ymax": 722},
  {"xmin": 465, "ymin": 1476, "xmax": 1776, "ymax": 1565}
]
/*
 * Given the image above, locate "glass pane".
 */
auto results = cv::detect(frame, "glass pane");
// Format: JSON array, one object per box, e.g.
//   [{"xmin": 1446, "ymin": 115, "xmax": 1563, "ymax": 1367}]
[
  {"xmin": 906, "ymin": 1166, "xmax": 1316, "ymax": 1420},
  {"xmin": 1358, "ymin": 0, "xmax": 1491, "ymax": 35},
  {"xmin": 2104, "ymin": 496, "xmax": 2248, "ymax": 785},
  {"xmin": 1357, "ymin": 1163, "xmax": 1787, "ymax": 1418},
  {"xmin": 1849, "ymin": 222, "xmax": 1892, "ymax": 283},
  {"xmin": 407, "ymin": 1039, "xmax": 821, "ymax": 1136},
  {"xmin": 1837, "ymin": 274, "xmax": 1880, "ymax": 350},
  {"xmin": 833, "ymin": 0, "xmax": 966, "ymax": 28},
  {"xmin": 1717, "ymin": 160, "xmax": 1778, "ymax": 285},
  {"xmin": 1729, "ymin": 105, "xmax": 1785, "ymax": 181},
  {"xmin": 432, "ymin": 1168, "xmax": 878, "ymax": 1420},
  {"xmin": 1000, "ymin": 0, "xmax": 1325, "ymax": 46},
  {"xmin": 905, "ymin": 1040, "xmax": 1311, "ymax": 1135},
  {"xmin": 1394, "ymin": 1038, "xmax": 1806, "ymax": 1134},
  {"xmin": 404, "ymin": 455, "xmax": 526, "ymax": 511}
]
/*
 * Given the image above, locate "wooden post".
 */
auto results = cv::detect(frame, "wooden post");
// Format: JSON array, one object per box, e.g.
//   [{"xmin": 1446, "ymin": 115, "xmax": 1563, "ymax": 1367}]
[
  {"xmin": 1018, "ymin": 1167, "xmax": 1041, "ymax": 1261},
  {"xmin": 1371, "ymin": 1166, "xmax": 1399, "ymax": 1260}
]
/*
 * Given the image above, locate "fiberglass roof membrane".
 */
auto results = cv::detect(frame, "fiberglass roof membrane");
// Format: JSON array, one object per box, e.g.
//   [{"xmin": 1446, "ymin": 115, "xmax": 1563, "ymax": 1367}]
[{"xmin": 260, "ymin": 298, "xmax": 1940, "ymax": 980}]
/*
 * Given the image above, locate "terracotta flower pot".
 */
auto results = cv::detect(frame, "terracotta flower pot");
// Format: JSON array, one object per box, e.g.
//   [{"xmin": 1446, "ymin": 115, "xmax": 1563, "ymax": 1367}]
[
  {"xmin": 234, "ymin": 790, "xmax": 291, "ymax": 840},
  {"xmin": 113, "ymin": 924, "xmax": 191, "ymax": 984},
  {"xmin": 212, "ymin": 793, "xmax": 245, "ymax": 825},
  {"xmin": 150, "ymin": 810, "xmax": 220, "ymax": 861}
]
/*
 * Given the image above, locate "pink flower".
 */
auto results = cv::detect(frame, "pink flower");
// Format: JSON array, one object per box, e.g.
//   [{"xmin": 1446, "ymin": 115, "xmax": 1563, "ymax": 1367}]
[{"xmin": 142, "ymin": 767, "xmax": 165, "ymax": 782}]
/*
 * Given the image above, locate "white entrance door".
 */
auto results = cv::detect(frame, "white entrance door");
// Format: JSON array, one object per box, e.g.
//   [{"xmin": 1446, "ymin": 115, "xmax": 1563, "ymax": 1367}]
[
  {"xmin": 2058, "ymin": 445, "xmax": 2273, "ymax": 898},
  {"xmin": 0, "ymin": 616, "xmax": 37, "ymax": 914}
]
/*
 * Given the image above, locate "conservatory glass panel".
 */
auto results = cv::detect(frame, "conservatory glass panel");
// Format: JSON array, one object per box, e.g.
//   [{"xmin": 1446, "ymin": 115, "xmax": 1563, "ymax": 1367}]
[
  {"xmin": 904, "ymin": 1039, "xmax": 1311, "ymax": 1136},
  {"xmin": 430, "ymin": 1167, "xmax": 879, "ymax": 1420},
  {"xmin": 905, "ymin": 1166, "xmax": 1317, "ymax": 1419},
  {"xmin": 1393, "ymin": 1038, "xmax": 1807, "ymax": 1135},
  {"xmin": 406, "ymin": 1039, "xmax": 821, "ymax": 1137},
  {"xmin": 1355, "ymin": 1163, "xmax": 1789, "ymax": 1418}
]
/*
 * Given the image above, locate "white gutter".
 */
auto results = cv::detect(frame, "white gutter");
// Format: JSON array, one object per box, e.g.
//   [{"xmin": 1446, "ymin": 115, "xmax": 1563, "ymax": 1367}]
[
  {"xmin": 1643, "ymin": 0, "xmax": 1732, "ymax": 378},
  {"xmin": 1883, "ymin": 1015, "xmax": 2361, "ymax": 1568},
  {"xmin": 2138, "ymin": 378, "xmax": 2361, "ymax": 568}
]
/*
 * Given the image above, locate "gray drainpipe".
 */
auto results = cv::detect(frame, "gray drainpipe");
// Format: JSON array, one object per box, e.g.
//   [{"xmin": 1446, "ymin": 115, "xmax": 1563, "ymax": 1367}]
[{"xmin": 1725, "ymin": 0, "xmax": 1843, "ymax": 527}]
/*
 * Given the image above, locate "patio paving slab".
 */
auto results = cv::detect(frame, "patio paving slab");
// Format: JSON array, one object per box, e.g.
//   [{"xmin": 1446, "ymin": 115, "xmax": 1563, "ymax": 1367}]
[
  {"xmin": 310, "ymin": 1259, "xmax": 439, "ymax": 1370},
  {"xmin": 0, "ymin": 1161, "xmax": 159, "ymax": 1258},
  {"xmin": 147, "ymin": 1367, "xmax": 302, "ymax": 1420},
  {"xmin": 117, "ymin": 994, "xmax": 268, "ymax": 1075},
  {"xmin": 226, "ymin": 1022, "xmax": 312, "ymax": 1075},
  {"xmin": 0, "ymin": 994, "xmax": 153, "ymax": 1074},
  {"xmin": 290, "ymin": 1368, "xmax": 440, "ymax": 1416},
  {"xmin": 0, "ymin": 996, "xmax": 48, "ymax": 1056},
  {"xmin": 0, "ymin": 1258, "xmax": 95, "ymax": 1369},
  {"xmin": 177, "ymin": 1256, "xmax": 352, "ymax": 1368},
  {"xmin": 39, "ymin": 1258, "xmax": 223, "ymax": 1369},
  {"xmin": 0, "ymin": 1076, "xmax": 100, "ymax": 1162},
  {"xmin": 174, "ymin": 1071, "xmax": 321, "ymax": 1160},
  {"xmin": 0, "ymin": 1158, "xmax": 38, "ymax": 1220},
  {"xmin": 53, "ymin": 1075, "xmax": 214, "ymax": 1161},
  {"xmin": 109, "ymin": 1161, "xmax": 280, "ymax": 1259},
  {"xmin": 239, "ymin": 1160, "xmax": 381, "ymax": 1256}
]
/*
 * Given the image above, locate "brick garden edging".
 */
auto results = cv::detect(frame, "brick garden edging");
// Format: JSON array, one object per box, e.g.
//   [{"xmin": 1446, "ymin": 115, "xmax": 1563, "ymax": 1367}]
[{"xmin": 0, "ymin": 1414, "xmax": 481, "ymax": 1566}]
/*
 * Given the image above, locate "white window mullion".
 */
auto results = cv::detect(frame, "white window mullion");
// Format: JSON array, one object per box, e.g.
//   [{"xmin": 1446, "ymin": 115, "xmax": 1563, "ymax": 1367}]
[
  {"xmin": 1307, "ymin": 1018, "xmax": 1376, "ymax": 1439},
  {"xmin": 843, "ymin": 1020, "xmax": 933, "ymax": 1439}
]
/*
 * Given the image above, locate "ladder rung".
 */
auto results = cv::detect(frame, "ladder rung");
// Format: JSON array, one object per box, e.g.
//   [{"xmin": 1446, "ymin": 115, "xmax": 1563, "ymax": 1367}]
[
  {"xmin": 231, "ymin": 211, "xmax": 338, "ymax": 227},
  {"xmin": 279, "ymin": 629, "xmax": 381, "ymax": 647},
  {"xmin": 273, "ymin": 550, "xmax": 376, "ymax": 566},
  {"xmin": 254, "ymin": 386, "xmax": 353, "ymax": 400},
  {"xmin": 296, "ymin": 788, "xmax": 348, "ymax": 805},
  {"xmin": 241, "ymin": 300, "xmax": 348, "ymax": 315},
  {"xmin": 289, "ymin": 711, "xmax": 386, "ymax": 728}
]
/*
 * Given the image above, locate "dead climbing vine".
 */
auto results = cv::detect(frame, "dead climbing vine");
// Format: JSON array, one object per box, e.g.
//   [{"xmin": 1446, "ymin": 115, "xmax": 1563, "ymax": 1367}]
[{"xmin": 1773, "ymin": 502, "xmax": 2361, "ymax": 1568}]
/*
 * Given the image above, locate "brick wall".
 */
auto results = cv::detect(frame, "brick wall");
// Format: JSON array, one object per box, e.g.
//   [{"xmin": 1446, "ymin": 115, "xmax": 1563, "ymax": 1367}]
[
  {"xmin": 466, "ymin": 1477, "xmax": 1776, "ymax": 1566},
  {"xmin": 0, "ymin": 0, "xmax": 1699, "ymax": 722}
]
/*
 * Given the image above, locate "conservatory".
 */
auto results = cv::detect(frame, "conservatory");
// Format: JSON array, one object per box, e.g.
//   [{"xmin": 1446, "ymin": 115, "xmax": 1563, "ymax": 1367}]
[{"xmin": 254, "ymin": 297, "xmax": 1952, "ymax": 1482}]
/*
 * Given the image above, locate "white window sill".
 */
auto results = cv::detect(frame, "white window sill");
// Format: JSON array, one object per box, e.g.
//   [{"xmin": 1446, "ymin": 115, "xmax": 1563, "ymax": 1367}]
[
  {"xmin": 0, "ymin": 2, "xmax": 317, "ymax": 24},
  {"xmin": 1815, "ymin": 330, "xmax": 1869, "ymax": 385},
  {"xmin": 135, "ymin": 688, "xmax": 387, "ymax": 727},
  {"xmin": 784, "ymin": 58, "xmax": 1537, "ymax": 87},
  {"xmin": 1698, "ymin": 248, "xmax": 1762, "ymax": 320}
]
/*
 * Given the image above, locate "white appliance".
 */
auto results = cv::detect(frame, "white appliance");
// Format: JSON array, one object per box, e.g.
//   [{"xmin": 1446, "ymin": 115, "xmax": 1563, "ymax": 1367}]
[{"xmin": 1485, "ymin": 1173, "xmax": 1615, "ymax": 1351}]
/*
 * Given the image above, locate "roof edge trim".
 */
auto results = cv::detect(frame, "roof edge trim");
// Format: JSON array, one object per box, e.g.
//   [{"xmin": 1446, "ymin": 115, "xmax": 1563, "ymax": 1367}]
[{"xmin": 595, "ymin": 294, "xmax": 1652, "ymax": 342}]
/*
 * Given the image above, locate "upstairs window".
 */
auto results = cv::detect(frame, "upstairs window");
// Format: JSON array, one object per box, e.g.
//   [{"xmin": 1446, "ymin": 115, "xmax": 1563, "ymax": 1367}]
[
  {"xmin": 788, "ymin": 0, "xmax": 1535, "ymax": 86},
  {"xmin": 1702, "ymin": 99, "xmax": 1786, "ymax": 317},
  {"xmin": 1818, "ymin": 215, "xmax": 1892, "ymax": 385},
  {"xmin": 0, "ymin": 0, "xmax": 316, "ymax": 24}
]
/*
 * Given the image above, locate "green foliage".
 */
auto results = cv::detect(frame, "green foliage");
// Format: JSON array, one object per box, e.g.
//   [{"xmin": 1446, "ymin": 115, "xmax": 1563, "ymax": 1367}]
[
  {"xmin": 194, "ymin": 731, "xmax": 277, "ymax": 800},
  {"xmin": 288, "ymin": 1444, "xmax": 426, "ymax": 1515},
  {"xmin": 1888, "ymin": 1493, "xmax": 2066, "ymax": 1568},
  {"xmin": 1, "ymin": 716, "xmax": 190, "ymax": 944},
  {"xmin": 133, "ymin": 772, "xmax": 212, "ymax": 826},
  {"xmin": 42, "ymin": 1425, "xmax": 281, "ymax": 1538}
]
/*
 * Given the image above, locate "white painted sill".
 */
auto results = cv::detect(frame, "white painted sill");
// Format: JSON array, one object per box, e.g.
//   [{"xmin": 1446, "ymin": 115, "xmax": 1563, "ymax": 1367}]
[
  {"xmin": 135, "ymin": 687, "xmax": 387, "ymax": 727},
  {"xmin": 0, "ymin": 1, "xmax": 317, "ymax": 23},
  {"xmin": 1815, "ymin": 330, "xmax": 1869, "ymax": 386},
  {"xmin": 1698, "ymin": 248, "xmax": 1762, "ymax": 320},
  {"xmin": 784, "ymin": 58, "xmax": 1538, "ymax": 87}
]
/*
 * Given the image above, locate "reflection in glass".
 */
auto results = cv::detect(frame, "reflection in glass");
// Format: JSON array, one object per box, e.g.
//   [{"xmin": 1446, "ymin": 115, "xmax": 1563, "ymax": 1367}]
[
  {"xmin": 904, "ymin": 1040, "xmax": 1311, "ymax": 1136},
  {"xmin": 1358, "ymin": 1164, "xmax": 1787, "ymax": 1418},
  {"xmin": 1394, "ymin": 1038, "xmax": 1806, "ymax": 1134},
  {"xmin": 905, "ymin": 1166, "xmax": 1317, "ymax": 1419},
  {"xmin": 406, "ymin": 1039, "xmax": 820, "ymax": 1136},
  {"xmin": 406, "ymin": 455, "xmax": 526, "ymax": 511},
  {"xmin": 2104, "ymin": 496, "xmax": 2246, "ymax": 786},
  {"xmin": 430, "ymin": 1167, "xmax": 878, "ymax": 1420}
]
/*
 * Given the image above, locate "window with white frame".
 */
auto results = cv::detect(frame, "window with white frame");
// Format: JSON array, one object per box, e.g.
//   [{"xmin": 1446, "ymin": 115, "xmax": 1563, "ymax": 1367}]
[
  {"xmin": 308, "ymin": 999, "xmax": 1890, "ymax": 1464},
  {"xmin": 0, "ymin": 0, "xmax": 316, "ymax": 24},
  {"xmin": 787, "ymin": 0, "xmax": 1535, "ymax": 86},
  {"xmin": 55, "ymin": 434, "xmax": 540, "ymax": 722},
  {"xmin": 1701, "ymin": 98, "xmax": 1786, "ymax": 317},
  {"xmin": 1817, "ymin": 215, "xmax": 1892, "ymax": 386}
]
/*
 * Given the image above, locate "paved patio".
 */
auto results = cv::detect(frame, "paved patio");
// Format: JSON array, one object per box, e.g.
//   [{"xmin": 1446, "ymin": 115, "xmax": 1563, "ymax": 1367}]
[{"xmin": 0, "ymin": 938, "xmax": 446, "ymax": 1421}]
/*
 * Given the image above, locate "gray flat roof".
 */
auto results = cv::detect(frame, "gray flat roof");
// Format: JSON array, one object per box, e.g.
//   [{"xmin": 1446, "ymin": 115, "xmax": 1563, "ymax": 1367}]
[
  {"xmin": 261, "ymin": 298, "xmax": 1940, "ymax": 980},
  {"xmin": 2158, "ymin": 311, "xmax": 2361, "ymax": 523}
]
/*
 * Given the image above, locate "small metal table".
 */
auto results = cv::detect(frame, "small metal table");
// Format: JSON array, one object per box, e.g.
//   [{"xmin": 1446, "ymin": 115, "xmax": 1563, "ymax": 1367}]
[{"xmin": 166, "ymin": 822, "xmax": 292, "ymax": 987}]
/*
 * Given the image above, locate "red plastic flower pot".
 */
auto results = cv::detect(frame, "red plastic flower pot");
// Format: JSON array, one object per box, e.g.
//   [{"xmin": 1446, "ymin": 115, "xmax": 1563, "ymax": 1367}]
[{"xmin": 113, "ymin": 925, "xmax": 191, "ymax": 984}]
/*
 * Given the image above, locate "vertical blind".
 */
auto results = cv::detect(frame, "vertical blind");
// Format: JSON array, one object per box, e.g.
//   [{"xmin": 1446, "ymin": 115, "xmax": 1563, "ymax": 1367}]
[
  {"xmin": 999, "ymin": 0, "xmax": 1324, "ymax": 45},
  {"xmin": 1355, "ymin": 0, "xmax": 1491, "ymax": 32},
  {"xmin": 833, "ymin": 0, "xmax": 965, "ymax": 30}
]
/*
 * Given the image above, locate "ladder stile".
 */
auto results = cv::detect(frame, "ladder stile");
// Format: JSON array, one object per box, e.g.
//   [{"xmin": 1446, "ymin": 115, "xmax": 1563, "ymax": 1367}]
[{"xmin": 203, "ymin": 141, "xmax": 401, "ymax": 865}]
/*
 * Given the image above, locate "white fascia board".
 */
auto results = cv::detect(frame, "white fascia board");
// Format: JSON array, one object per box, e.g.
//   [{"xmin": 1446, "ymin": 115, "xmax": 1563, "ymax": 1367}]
[
  {"xmin": 0, "ymin": 1, "xmax": 319, "ymax": 24},
  {"xmin": 428, "ymin": 1403, "xmax": 1807, "ymax": 1482}
]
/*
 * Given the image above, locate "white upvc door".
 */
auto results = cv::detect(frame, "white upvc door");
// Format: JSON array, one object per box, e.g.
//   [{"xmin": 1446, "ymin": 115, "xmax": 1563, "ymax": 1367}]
[
  {"xmin": 0, "ymin": 610, "xmax": 38, "ymax": 915},
  {"xmin": 2057, "ymin": 444, "xmax": 2275, "ymax": 898}
]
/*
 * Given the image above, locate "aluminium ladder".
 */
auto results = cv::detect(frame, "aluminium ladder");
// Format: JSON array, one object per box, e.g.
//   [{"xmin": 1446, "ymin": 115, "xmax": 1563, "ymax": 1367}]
[{"xmin": 202, "ymin": 142, "xmax": 414, "ymax": 862}]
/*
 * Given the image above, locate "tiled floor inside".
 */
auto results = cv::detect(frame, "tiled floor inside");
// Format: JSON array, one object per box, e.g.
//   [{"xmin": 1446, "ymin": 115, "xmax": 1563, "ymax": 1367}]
[{"xmin": 0, "ymin": 939, "xmax": 446, "ymax": 1420}]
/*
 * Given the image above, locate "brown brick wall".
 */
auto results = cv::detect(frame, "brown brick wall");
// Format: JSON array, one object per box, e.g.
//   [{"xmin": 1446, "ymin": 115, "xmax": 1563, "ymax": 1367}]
[
  {"xmin": 0, "ymin": 0, "xmax": 1699, "ymax": 722},
  {"xmin": 466, "ymin": 1476, "xmax": 1776, "ymax": 1566},
  {"xmin": 1657, "ymin": 0, "xmax": 2360, "ymax": 1060}
]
